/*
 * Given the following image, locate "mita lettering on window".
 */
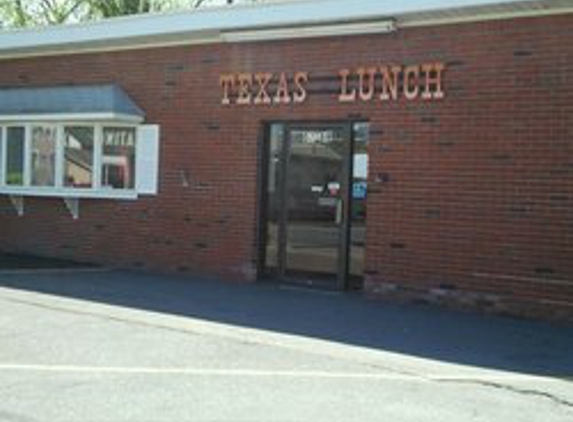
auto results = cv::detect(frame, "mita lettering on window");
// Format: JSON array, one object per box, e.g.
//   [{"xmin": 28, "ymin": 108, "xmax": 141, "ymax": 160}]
[{"xmin": 219, "ymin": 63, "xmax": 445, "ymax": 106}]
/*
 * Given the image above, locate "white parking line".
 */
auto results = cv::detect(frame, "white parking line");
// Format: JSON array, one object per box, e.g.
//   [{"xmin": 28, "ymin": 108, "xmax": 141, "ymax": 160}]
[
  {"xmin": 0, "ymin": 363, "xmax": 566, "ymax": 384},
  {"xmin": 0, "ymin": 364, "xmax": 410, "ymax": 378}
]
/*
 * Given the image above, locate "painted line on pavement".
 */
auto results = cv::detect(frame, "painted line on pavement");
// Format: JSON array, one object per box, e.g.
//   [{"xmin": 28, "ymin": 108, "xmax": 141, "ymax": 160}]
[
  {"xmin": 0, "ymin": 364, "xmax": 419, "ymax": 378},
  {"xmin": 0, "ymin": 364, "xmax": 566, "ymax": 384}
]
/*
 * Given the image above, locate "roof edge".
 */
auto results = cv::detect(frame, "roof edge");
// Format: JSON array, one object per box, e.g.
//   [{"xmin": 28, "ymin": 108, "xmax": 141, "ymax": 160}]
[
  {"xmin": 398, "ymin": 0, "xmax": 573, "ymax": 27},
  {"xmin": 0, "ymin": 0, "xmax": 571, "ymax": 60}
]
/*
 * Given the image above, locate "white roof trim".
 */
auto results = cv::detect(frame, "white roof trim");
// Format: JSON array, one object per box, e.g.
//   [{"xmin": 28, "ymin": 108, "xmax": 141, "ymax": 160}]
[
  {"xmin": 398, "ymin": 0, "xmax": 573, "ymax": 27},
  {"xmin": 0, "ymin": 0, "xmax": 571, "ymax": 59},
  {"xmin": 222, "ymin": 20, "xmax": 397, "ymax": 42},
  {"xmin": 0, "ymin": 113, "xmax": 144, "ymax": 123}
]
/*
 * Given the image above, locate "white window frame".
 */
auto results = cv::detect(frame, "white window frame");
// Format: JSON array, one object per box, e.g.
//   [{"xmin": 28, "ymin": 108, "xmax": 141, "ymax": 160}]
[
  {"xmin": 29, "ymin": 123, "xmax": 59, "ymax": 189},
  {"xmin": 62, "ymin": 123, "xmax": 98, "ymax": 191},
  {"xmin": 100, "ymin": 123, "xmax": 138, "ymax": 192},
  {"xmin": 2, "ymin": 124, "xmax": 28, "ymax": 187},
  {"xmin": 0, "ymin": 126, "xmax": 4, "ymax": 186},
  {"xmin": 0, "ymin": 119, "xmax": 159, "ymax": 200}
]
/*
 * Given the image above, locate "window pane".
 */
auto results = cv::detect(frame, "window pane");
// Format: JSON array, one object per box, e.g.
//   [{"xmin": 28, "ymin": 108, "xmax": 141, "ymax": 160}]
[
  {"xmin": 0, "ymin": 128, "xmax": 3, "ymax": 185},
  {"xmin": 31, "ymin": 125, "xmax": 57, "ymax": 187},
  {"xmin": 265, "ymin": 124, "xmax": 284, "ymax": 271},
  {"xmin": 64, "ymin": 126, "xmax": 94, "ymax": 188},
  {"xmin": 6, "ymin": 127, "xmax": 25, "ymax": 186},
  {"xmin": 102, "ymin": 127, "xmax": 136, "ymax": 189}
]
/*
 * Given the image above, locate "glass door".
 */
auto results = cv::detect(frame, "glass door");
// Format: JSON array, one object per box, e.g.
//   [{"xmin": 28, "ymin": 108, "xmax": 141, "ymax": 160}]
[{"xmin": 262, "ymin": 122, "xmax": 366, "ymax": 290}]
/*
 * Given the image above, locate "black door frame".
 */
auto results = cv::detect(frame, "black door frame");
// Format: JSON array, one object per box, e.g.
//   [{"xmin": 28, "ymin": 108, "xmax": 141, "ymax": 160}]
[{"xmin": 257, "ymin": 120, "xmax": 355, "ymax": 291}]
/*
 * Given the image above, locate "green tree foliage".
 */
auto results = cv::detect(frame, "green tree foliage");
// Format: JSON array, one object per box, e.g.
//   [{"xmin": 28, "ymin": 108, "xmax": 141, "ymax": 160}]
[
  {"xmin": 0, "ymin": 0, "xmax": 259, "ymax": 29},
  {"xmin": 85, "ymin": 0, "xmax": 198, "ymax": 19},
  {"xmin": 0, "ymin": 0, "xmax": 86, "ymax": 27}
]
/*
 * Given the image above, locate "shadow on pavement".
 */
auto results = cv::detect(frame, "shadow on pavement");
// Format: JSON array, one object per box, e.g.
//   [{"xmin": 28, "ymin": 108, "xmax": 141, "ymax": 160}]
[
  {"xmin": 0, "ymin": 269, "xmax": 571, "ymax": 377},
  {"xmin": 0, "ymin": 253, "xmax": 96, "ymax": 270}
]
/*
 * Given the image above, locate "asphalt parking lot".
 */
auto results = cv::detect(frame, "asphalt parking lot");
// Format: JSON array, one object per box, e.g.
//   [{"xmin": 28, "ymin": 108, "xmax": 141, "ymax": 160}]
[{"xmin": 0, "ymin": 269, "xmax": 572, "ymax": 422}]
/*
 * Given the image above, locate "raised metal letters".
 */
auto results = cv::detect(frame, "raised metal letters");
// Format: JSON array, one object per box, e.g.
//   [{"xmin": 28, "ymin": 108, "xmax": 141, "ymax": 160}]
[
  {"xmin": 220, "ymin": 63, "xmax": 445, "ymax": 105},
  {"xmin": 220, "ymin": 71, "xmax": 308, "ymax": 106},
  {"xmin": 339, "ymin": 63, "xmax": 445, "ymax": 103}
]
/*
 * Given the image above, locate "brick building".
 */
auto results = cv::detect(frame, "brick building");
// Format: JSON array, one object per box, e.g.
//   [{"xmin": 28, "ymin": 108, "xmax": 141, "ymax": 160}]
[{"xmin": 0, "ymin": 0, "xmax": 572, "ymax": 320}]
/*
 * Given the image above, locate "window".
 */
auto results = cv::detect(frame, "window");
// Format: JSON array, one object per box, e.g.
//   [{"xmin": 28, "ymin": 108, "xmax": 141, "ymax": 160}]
[
  {"xmin": 0, "ymin": 122, "xmax": 159, "ymax": 199},
  {"xmin": 0, "ymin": 128, "xmax": 3, "ymax": 185},
  {"xmin": 31, "ymin": 125, "xmax": 57, "ymax": 187},
  {"xmin": 102, "ymin": 127, "xmax": 136, "ymax": 190},
  {"xmin": 64, "ymin": 126, "xmax": 94, "ymax": 188},
  {"xmin": 6, "ymin": 127, "xmax": 25, "ymax": 186}
]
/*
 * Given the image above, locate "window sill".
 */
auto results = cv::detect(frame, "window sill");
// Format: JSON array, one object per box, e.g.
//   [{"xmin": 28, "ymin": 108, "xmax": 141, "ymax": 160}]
[{"xmin": 0, "ymin": 187, "xmax": 138, "ymax": 200}]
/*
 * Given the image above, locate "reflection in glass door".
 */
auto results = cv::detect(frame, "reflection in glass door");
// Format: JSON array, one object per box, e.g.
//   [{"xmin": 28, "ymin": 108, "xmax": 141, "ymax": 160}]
[
  {"xmin": 285, "ymin": 125, "xmax": 348, "ymax": 286},
  {"xmin": 262, "ymin": 122, "xmax": 369, "ymax": 290},
  {"xmin": 264, "ymin": 124, "xmax": 284, "ymax": 273}
]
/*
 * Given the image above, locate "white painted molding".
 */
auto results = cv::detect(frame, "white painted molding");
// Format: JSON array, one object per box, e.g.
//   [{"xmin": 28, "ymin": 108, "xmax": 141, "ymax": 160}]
[
  {"xmin": 0, "ymin": 187, "xmax": 138, "ymax": 200},
  {"xmin": 221, "ymin": 21, "xmax": 396, "ymax": 42}
]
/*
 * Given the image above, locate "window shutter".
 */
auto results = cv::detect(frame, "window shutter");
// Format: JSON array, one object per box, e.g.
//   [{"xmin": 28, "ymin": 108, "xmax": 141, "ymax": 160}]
[{"xmin": 136, "ymin": 125, "xmax": 160, "ymax": 195}]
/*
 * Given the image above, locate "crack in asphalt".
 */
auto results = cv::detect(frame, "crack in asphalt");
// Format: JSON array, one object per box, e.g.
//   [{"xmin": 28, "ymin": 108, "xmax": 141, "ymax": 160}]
[{"xmin": 435, "ymin": 378, "xmax": 573, "ymax": 409}]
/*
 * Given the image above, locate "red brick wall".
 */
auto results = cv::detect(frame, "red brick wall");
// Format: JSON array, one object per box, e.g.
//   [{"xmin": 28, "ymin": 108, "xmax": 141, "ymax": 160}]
[{"xmin": 1, "ymin": 14, "xmax": 572, "ymax": 320}]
